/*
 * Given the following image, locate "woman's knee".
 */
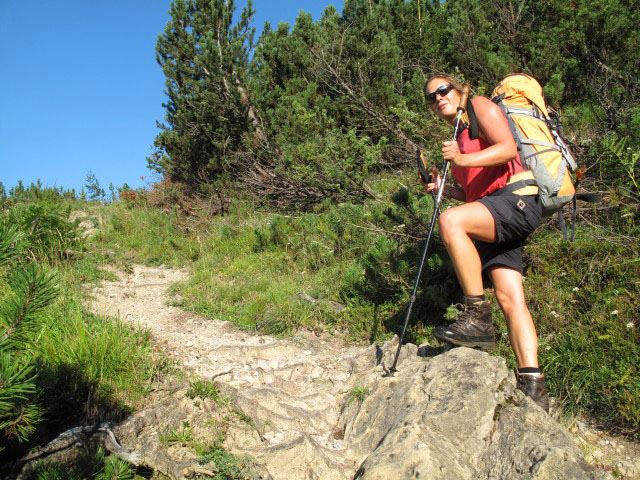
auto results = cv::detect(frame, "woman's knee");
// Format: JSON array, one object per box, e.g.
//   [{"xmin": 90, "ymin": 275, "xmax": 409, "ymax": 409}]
[
  {"xmin": 494, "ymin": 288, "xmax": 514, "ymax": 314},
  {"xmin": 495, "ymin": 284, "xmax": 528, "ymax": 319},
  {"xmin": 438, "ymin": 209, "xmax": 460, "ymax": 245}
]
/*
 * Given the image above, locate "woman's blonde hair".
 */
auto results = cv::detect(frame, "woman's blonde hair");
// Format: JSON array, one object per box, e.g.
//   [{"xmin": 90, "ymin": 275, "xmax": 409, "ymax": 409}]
[{"xmin": 424, "ymin": 74, "xmax": 464, "ymax": 103}]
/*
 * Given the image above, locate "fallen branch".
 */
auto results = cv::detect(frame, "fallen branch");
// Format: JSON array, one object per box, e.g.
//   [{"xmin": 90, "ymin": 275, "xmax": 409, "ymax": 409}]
[{"xmin": 344, "ymin": 222, "xmax": 423, "ymax": 240}]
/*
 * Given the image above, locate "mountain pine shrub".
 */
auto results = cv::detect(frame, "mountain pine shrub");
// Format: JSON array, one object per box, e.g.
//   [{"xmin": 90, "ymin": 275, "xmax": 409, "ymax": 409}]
[{"xmin": 0, "ymin": 223, "xmax": 59, "ymax": 449}]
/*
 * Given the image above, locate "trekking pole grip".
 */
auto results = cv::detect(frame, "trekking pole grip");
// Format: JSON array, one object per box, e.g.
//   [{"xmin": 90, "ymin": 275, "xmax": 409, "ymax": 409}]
[
  {"xmin": 449, "ymin": 84, "xmax": 471, "ymax": 144},
  {"xmin": 458, "ymin": 84, "xmax": 470, "ymax": 113}
]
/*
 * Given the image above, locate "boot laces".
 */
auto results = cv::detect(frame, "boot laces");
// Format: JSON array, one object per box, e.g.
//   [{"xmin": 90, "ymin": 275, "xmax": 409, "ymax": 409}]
[{"xmin": 450, "ymin": 302, "xmax": 478, "ymax": 328}]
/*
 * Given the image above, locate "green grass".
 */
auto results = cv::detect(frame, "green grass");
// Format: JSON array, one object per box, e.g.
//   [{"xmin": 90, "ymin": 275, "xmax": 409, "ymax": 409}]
[
  {"xmin": 195, "ymin": 443, "xmax": 255, "ymax": 480},
  {"xmin": 160, "ymin": 421, "xmax": 194, "ymax": 446},
  {"xmin": 170, "ymin": 203, "xmax": 382, "ymax": 337},
  {"xmin": 524, "ymin": 225, "xmax": 639, "ymax": 432},
  {"xmin": 186, "ymin": 380, "xmax": 226, "ymax": 406},
  {"xmin": 232, "ymin": 409, "xmax": 254, "ymax": 426},
  {"xmin": 160, "ymin": 175, "xmax": 457, "ymax": 343},
  {"xmin": 89, "ymin": 203, "xmax": 202, "ymax": 267},
  {"xmin": 347, "ymin": 385, "xmax": 371, "ymax": 405},
  {"xmin": 23, "ymin": 447, "xmax": 141, "ymax": 480},
  {"xmin": 35, "ymin": 294, "xmax": 164, "ymax": 413},
  {"xmin": 0, "ymin": 196, "xmax": 167, "ymax": 460}
]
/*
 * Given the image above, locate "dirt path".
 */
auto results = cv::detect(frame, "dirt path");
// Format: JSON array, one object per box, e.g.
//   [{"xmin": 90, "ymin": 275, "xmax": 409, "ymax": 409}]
[
  {"xmin": 89, "ymin": 264, "xmax": 375, "ymax": 479},
  {"xmin": 88, "ymin": 264, "xmax": 640, "ymax": 480}
]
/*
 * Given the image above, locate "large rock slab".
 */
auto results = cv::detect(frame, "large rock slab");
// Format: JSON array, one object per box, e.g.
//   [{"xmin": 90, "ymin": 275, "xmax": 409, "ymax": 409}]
[{"xmin": 340, "ymin": 344, "xmax": 607, "ymax": 480}]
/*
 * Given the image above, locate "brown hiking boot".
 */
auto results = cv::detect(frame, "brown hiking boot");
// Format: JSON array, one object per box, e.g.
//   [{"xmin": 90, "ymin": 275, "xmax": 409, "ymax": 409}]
[
  {"xmin": 433, "ymin": 296, "xmax": 495, "ymax": 349},
  {"xmin": 516, "ymin": 371, "xmax": 550, "ymax": 413}
]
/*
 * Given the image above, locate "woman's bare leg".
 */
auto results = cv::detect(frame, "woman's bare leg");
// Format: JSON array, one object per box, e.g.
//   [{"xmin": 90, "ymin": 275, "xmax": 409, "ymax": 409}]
[
  {"xmin": 488, "ymin": 266, "xmax": 539, "ymax": 368},
  {"xmin": 438, "ymin": 202, "xmax": 496, "ymax": 296},
  {"xmin": 434, "ymin": 202, "xmax": 498, "ymax": 348}
]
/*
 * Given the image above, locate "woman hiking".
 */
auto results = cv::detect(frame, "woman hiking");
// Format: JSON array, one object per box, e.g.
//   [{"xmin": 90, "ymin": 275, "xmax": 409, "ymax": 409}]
[{"xmin": 423, "ymin": 75, "xmax": 549, "ymax": 412}]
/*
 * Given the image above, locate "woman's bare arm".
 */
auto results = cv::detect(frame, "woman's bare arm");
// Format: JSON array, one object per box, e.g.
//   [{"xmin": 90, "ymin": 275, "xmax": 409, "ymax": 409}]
[{"xmin": 442, "ymin": 96, "xmax": 517, "ymax": 168}]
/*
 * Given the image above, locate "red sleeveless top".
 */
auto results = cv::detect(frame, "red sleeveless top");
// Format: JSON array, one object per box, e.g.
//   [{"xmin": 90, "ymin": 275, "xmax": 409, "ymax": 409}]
[{"xmin": 452, "ymin": 128, "xmax": 526, "ymax": 202}]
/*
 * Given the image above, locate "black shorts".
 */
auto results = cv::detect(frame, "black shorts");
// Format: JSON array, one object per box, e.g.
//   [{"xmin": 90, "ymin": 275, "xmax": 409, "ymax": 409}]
[{"xmin": 474, "ymin": 194, "xmax": 541, "ymax": 283}]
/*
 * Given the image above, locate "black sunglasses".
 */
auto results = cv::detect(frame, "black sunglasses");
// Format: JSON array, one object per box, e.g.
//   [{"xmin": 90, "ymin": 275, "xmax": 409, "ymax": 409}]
[{"xmin": 426, "ymin": 84, "xmax": 454, "ymax": 104}]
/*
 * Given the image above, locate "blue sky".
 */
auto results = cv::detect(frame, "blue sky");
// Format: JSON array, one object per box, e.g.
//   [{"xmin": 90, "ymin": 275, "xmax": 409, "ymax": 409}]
[{"xmin": 0, "ymin": 0, "xmax": 343, "ymax": 194}]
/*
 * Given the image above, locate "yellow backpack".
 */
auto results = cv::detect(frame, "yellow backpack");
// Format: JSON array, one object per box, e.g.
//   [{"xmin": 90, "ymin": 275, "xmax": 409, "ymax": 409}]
[{"xmin": 490, "ymin": 73, "xmax": 577, "ymax": 217}]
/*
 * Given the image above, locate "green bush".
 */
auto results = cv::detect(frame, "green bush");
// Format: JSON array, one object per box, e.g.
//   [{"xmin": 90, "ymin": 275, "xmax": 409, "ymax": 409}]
[
  {"xmin": 2, "ymin": 181, "xmax": 78, "ymax": 207},
  {"xmin": 0, "ymin": 202, "xmax": 162, "ymax": 458},
  {"xmin": 91, "ymin": 204, "xmax": 201, "ymax": 266},
  {"xmin": 0, "ymin": 224, "xmax": 58, "ymax": 450},
  {"xmin": 4, "ymin": 201, "xmax": 81, "ymax": 260},
  {"xmin": 578, "ymin": 134, "xmax": 640, "ymax": 193}
]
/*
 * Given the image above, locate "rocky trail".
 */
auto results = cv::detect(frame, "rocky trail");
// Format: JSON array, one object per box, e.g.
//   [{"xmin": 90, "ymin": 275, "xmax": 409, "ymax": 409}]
[
  {"xmin": 88, "ymin": 265, "xmax": 375, "ymax": 479},
  {"xmin": 18, "ymin": 263, "xmax": 637, "ymax": 479}
]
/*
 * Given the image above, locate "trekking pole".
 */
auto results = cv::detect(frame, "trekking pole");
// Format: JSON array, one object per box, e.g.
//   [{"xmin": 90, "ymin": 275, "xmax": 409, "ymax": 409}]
[{"xmin": 389, "ymin": 84, "xmax": 470, "ymax": 374}]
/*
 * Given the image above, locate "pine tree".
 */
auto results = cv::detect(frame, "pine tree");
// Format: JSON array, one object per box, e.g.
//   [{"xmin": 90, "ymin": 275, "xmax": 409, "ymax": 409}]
[
  {"xmin": 85, "ymin": 171, "xmax": 106, "ymax": 202},
  {"xmin": 148, "ymin": 0, "xmax": 257, "ymax": 188},
  {"xmin": 249, "ymin": 12, "xmax": 320, "ymax": 139}
]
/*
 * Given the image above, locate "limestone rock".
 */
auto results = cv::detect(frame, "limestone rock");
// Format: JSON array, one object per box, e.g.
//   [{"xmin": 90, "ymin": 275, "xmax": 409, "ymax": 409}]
[
  {"xmin": 340, "ymin": 344, "xmax": 608, "ymax": 480},
  {"xmin": 289, "ymin": 291, "xmax": 347, "ymax": 313}
]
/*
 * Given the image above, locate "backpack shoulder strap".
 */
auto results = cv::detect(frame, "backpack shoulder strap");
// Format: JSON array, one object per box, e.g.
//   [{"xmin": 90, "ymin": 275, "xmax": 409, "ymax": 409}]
[{"xmin": 466, "ymin": 97, "xmax": 479, "ymax": 140}]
